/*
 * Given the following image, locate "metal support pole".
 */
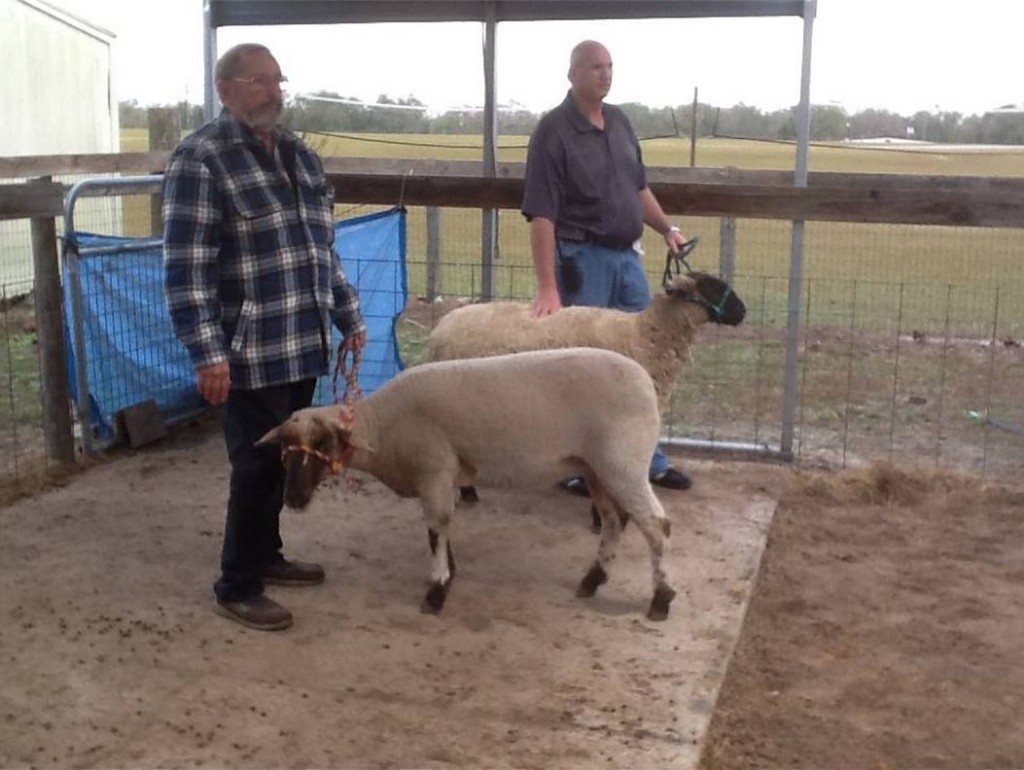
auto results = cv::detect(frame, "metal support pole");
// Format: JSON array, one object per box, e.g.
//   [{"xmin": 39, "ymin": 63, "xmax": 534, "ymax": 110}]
[
  {"xmin": 780, "ymin": 0, "xmax": 817, "ymax": 459},
  {"xmin": 202, "ymin": 0, "xmax": 218, "ymax": 123},
  {"xmin": 690, "ymin": 87, "xmax": 698, "ymax": 167},
  {"xmin": 30, "ymin": 177, "xmax": 75, "ymax": 464},
  {"xmin": 480, "ymin": 2, "xmax": 498, "ymax": 301},
  {"xmin": 719, "ymin": 217, "xmax": 736, "ymax": 283}
]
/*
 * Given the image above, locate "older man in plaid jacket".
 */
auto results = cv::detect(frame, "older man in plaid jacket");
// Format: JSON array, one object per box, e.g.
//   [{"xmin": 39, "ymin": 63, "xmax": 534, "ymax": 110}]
[{"xmin": 163, "ymin": 43, "xmax": 366, "ymax": 631}]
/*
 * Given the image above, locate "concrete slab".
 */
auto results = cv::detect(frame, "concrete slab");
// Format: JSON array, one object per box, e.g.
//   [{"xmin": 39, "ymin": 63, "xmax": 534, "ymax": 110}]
[{"xmin": 0, "ymin": 423, "xmax": 779, "ymax": 768}]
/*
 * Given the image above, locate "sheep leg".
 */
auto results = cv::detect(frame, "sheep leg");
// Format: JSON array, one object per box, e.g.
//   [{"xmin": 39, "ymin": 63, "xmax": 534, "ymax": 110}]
[
  {"xmin": 590, "ymin": 502, "xmax": 631, "ymax": 533},
  {"xmin": 422, "ymin": 527, "xmax": 454, "ymax": 614},
  {"xmin": 626, "ymin": 491, "xmax": 675, "ymax": 621},
  {"xmin": 427, "ymin": 529, "xmax": 457, "ymax": 579},
  {"xmin": 576, "ymin": 475, "xmax": 621, "ymax": 599},
  {"xmin": 419, "ymin": 486, "xmax": 456, "ymax": 614}
]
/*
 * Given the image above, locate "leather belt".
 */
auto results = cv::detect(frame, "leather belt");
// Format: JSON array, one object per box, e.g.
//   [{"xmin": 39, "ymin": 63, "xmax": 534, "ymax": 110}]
[{"xmin": 557, "ymin": 229, "xmax": 635, "ymax": 251}]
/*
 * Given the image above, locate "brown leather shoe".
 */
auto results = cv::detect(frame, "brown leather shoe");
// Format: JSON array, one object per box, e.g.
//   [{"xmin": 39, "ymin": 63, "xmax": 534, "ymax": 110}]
[
  {"xmin": 264, "ymin": 558, "xmax": 325, "ymax": 587},
  {"xmin": 214, "ymin": 595, "xmax": 293, "ymax": 631}
]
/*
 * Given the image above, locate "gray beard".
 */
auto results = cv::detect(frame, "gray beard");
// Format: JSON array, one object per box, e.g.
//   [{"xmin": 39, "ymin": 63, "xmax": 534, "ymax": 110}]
[{"xmin": 246, "ymin": 104, "xmax": 283, "ymax": 131}]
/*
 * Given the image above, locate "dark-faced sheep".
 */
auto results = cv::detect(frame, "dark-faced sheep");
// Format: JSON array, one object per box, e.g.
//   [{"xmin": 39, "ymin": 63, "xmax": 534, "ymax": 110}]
[{"xmin": 258, "ymin": 347, "xmax": 676, "ymax": 621}]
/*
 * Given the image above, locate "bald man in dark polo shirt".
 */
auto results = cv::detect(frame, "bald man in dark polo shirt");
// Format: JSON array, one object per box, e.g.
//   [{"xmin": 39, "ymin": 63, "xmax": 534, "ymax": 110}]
[{"xmin": 521, "ymin": 39, "xmax": 693, "ymax": 492}]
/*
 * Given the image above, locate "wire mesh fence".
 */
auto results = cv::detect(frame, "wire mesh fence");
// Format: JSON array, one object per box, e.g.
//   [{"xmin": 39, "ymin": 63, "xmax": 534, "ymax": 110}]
[
  {"xmin": 0, "ymin": 176, "xmax": 156, "ymax": 492},
  {"xmin": 397, "ymin": 208, "xmax": 1024, "ymax": 478},
  {"xmin": 1, "ymin": 185, "xmax": 1022, "ymax": 494},
  {"xmin": 0, "ymin": 278, "xmax": 47, "ymax": 486}
]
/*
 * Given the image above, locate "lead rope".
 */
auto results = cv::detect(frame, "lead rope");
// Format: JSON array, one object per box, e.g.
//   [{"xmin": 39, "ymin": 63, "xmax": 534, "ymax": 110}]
[
  {"xmin": 661, "ymin": 236, "xmax": 701, "ymax": 289},
  {"xmin": 333, "ymin": 341, "xmax": 364, "ymax": 407},
  {"xmin": 332, "ymin": 342, "xmax": 363, "ymax": 490}
]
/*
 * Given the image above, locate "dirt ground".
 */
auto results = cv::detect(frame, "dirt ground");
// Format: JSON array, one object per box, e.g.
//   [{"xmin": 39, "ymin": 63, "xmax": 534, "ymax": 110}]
[
  {"xmin": 3, "ymin": 416, "xmax": 1023, "ymax": 769},
  {"xmin": 0, "ymin": 418, "xmax": 779, "ymax": 769},
  {"xmin": 700, "ymin": 463, "xmax": 1024, "ymax": 769}
]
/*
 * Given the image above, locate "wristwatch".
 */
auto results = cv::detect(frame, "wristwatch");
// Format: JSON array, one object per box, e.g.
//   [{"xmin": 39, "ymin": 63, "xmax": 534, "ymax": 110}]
[{"xmin": 667, "ymin": 225, "xmax": 681, "ymax": 235}]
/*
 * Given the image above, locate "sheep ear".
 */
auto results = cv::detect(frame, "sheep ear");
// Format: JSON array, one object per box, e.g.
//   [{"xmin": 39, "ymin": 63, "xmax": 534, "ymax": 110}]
[
  {"xmin": 664, "ymin": 275, "xmax": 697, "ymax": 299},
  {"xmin": 349, "ymin": 434, "xmax": 376, "ymax": 454},
  {"xmin": 328, "ymin": 420, "xmax": 375, "ymax": 455},
  {"xmin": 256, "ymin": 426, "xmax": 281, "ymax": 446}
]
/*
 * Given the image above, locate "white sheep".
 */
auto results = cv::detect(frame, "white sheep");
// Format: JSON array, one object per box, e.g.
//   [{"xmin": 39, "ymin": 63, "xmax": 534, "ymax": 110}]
[
  {"xmin": 426, "ymin": 271, "xmax": 746, "ymax": 508},
  {"xmin": 258, "ymin": 347, "xmax": 677, "ymax": 621}
]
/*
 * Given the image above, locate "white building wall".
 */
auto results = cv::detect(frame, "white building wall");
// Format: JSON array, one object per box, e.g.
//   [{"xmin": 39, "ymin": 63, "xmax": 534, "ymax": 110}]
[{"xmin": 1, "ymin": 0, "xmax": 119, "ymax": 288}]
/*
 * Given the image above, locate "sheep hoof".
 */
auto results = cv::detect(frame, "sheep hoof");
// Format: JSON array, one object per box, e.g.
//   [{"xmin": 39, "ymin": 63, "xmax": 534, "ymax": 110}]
[
  {"xmin": 421, "ymin": 582, "xmax": 449, "ymax": 614},
  {"xmin": 576, "ymin": 563, "xmax": 608, "ymax": 598},
  {"xmin": 647, "ymin": 586, "xmax": 676, "ymax": 621},
  {"xmin": 459, "ymin": 486, "xmax": 479, "ymax": 504}
]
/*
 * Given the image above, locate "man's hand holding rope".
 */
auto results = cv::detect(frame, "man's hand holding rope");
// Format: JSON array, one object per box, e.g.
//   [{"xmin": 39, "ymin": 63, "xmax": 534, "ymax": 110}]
[{"xmin": 341, "ymin": 330, "xmax": 367, "ymax": 356}]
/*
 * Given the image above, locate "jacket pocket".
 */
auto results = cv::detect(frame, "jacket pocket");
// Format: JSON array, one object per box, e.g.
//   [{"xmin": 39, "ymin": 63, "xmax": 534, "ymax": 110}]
[
  {"xmin": 229, "ymin": 299, "xmax": 255, "ymax": 353},
  {"xmin": 225, "ymin": 191, "xmax": 290, "ymax": 259},
  {"xmin": 227, "ymin": 178, "xmax": 288, "ymax": 219}
]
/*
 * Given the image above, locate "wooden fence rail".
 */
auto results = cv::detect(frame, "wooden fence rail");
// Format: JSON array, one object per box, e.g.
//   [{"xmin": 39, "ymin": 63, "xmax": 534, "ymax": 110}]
[{"xmin": 3, "ymin": 154, "xmax": 1024, "ymax": 226}]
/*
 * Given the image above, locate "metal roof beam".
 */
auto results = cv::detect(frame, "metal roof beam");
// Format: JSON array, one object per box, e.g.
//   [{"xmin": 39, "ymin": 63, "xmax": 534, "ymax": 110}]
[{"xmin": 209, "ymin": 1, "xmax": 808, "ymax": 28}]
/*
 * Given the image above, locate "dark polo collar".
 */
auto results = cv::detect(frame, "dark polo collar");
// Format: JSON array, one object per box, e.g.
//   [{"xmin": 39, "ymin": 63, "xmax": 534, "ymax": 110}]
[{"xmin": 561, "ymin": 90, "xmax": 623, "ymax": 134}]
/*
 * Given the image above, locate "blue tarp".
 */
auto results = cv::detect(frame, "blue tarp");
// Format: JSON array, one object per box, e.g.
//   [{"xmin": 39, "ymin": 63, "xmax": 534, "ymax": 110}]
[{"xmin": 64, "ymin": 207, "xmax": 407, "ymax": 443}]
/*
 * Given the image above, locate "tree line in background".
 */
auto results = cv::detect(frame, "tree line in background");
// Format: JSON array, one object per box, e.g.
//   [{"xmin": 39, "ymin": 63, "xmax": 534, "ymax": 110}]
[{"xmin": 119, "ymin": 95, "xmax": 1024, "ymax": 145}]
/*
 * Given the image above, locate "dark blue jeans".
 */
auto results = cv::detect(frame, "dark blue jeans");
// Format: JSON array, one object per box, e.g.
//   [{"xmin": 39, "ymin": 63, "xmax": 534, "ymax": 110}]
[
  {"xmin": 214, "ymin": 379, "xmax": 317, "ymax": 602},
  {"xmin": 556, "ymin": 239, "xmax": 671, "ymax": 478}
]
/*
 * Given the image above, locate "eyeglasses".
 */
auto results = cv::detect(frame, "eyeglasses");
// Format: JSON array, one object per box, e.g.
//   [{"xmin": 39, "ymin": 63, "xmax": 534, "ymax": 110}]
[{"xmin": 231, "ymin": 74, "xmax": 288, "ymax": 89}]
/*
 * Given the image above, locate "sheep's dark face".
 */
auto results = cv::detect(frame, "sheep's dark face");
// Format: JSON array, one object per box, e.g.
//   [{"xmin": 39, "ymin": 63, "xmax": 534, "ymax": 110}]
[
  {"xmin": 257, "ymin": 411, "xmax": 352, "ymax": 510},
  {"xmin": 279, "ymin": 439, "xmax": 333, "ymax": 510},
  {"xmin": 668, "ymin": 272, "xmax": 746, "ymax": 326}
]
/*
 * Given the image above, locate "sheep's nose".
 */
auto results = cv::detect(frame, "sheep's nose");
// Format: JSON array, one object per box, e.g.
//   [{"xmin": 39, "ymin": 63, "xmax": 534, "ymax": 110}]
[{"xmin": 284, "ymin": 490, "xmax": 311, "ymax": 510}]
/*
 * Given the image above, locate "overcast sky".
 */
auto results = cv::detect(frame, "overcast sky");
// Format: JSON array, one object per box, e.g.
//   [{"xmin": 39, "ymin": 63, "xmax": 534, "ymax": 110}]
[{"xmin": 52, "ymin": 0, "xmax": 1024, "ymax": 117}]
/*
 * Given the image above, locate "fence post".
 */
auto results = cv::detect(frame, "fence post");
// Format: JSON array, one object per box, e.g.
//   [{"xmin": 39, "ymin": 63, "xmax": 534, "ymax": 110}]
[
  {"xmin": 690, "ymin": 87, "xmax": 698, "ymax": 167},
  {"xmin": 719, "ymin": 216, "xmax": 736, "ymax": 283},
  {"xmin": 426, "ymin": 206, "xmax": 442, "ymax": 301},
  {"xmin": 30, "ymin": 177, "xmax": 75, "ymax": 464},
  {"xmin": 480, "ymin": 5, "xmax": 498, "ymax": 301},
  {"xmin": 147, "ymin": 107, "xmax": 180, "ymax": 233}
]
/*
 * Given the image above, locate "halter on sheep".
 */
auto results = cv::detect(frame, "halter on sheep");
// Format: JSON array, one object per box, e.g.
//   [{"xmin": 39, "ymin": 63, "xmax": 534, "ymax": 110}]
[
  {"xmin": 279, "ymin": 404, "xmax": 356, "ymax": 475},
  {"xmin": 280, "ymin": 342, "xmax": 362, "ymax": 475},
  {"xmin": 661, "ymin": 238, "xmax": 738, "ymax": 324}
]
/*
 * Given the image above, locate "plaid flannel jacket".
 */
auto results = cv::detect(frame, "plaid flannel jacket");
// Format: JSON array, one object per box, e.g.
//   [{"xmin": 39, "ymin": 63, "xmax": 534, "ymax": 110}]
[{"xmin": 163, "ymin": 110, "xmax": 366, "ymax": 390}]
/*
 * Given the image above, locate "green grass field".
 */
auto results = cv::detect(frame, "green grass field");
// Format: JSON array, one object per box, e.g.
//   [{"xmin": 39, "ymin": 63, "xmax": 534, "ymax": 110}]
[
  {"xmin": 124, "ymin": 127, "xmax": 1024, "ymax": 338},
  {"xmin": 122, "ymin": 126, "xmax": 1024, "ymax": 174}
]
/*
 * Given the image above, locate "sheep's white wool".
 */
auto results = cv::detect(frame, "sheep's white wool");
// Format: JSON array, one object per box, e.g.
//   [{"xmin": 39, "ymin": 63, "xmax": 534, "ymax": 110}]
[
  {"xmin": 339, "ymin": 348, "xmax": 659, "ymax": 494},
  {"xmin": 262, "ymin": 347, "xmax": 676, "ymax": 620}
]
